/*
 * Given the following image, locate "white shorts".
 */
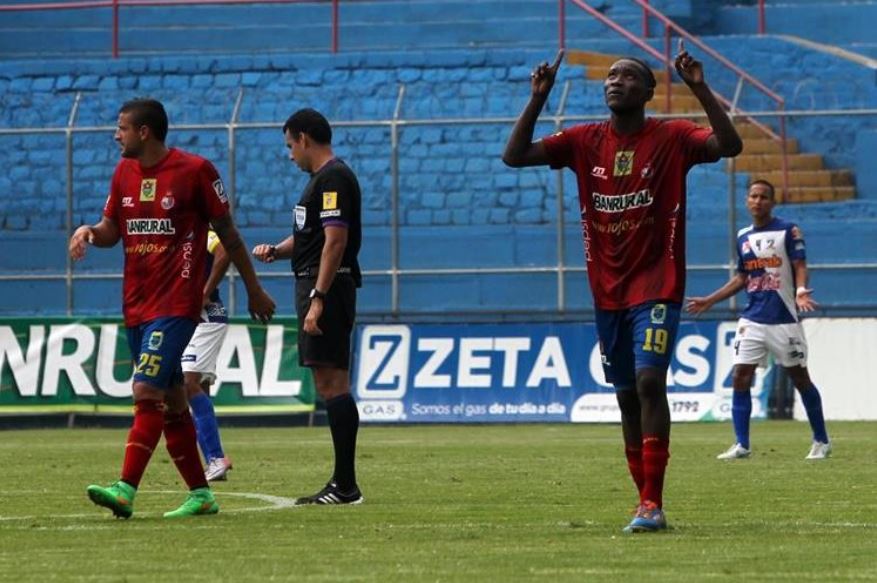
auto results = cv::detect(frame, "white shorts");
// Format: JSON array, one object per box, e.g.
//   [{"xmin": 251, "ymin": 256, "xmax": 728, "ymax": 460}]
[
  {"xmin": 732, "ymin": 318, "xmax": 808, "ymax": 368},
  {"xmin": 180, "ymin": 322, "xmax": 228, "ymax": 383}
]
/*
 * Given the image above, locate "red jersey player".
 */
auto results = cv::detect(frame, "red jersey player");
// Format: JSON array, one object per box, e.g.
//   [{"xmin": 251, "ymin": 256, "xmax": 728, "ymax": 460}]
[
  {"xmin": 503, "ymin": 41, "xmax": 742, "ymax": 532},
  {"xmin": 68, "ymin": 98, "xmax": 275, "ymax": 518}
]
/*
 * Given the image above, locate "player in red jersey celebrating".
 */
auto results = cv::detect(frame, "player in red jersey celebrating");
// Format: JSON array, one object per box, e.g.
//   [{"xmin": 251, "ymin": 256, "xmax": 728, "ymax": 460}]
[
  {"xmin": 69, "ymin": 98, "xmax": 275, "ymax": 518},
  {"xmin": 503, "ymin": 41, "xmax": 742, "ymax": 532}
]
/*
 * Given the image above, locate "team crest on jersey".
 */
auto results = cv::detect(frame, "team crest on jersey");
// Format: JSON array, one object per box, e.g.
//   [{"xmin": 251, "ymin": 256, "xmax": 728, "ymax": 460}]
[
  {"xmin": 650, "ymin": 303, "xmax": 667, "ymax": 324},
  {"xmin": 641, "ymin": 164, "xmax": 653, "ymax": 179},
  {"xmin": 147, "ymin": 331, "xmax": 164, "ymax": 350},
  {"xmin": 212, "ymin": 179, "xmax": 228, "ymax": 204},
  {"xmin": 294, "ymin": 205, "xmax": 306, "ymax": 230},
  {"xmin": 741, "ymin": 240, "xmax": 752, "ymax": 254},
  {"xmin": 161, "ymin": 194, "xmax": 175, "ymax": 210},
  {"xmin": 791, "ymin": 226, "xmax": 804, "ymax": 240},
  {"xmin": 140, "ymin": 179, "xmax": 157, "ymax": 202},
  {"xmin": 613, "ymin": 150, "xmax": 634, "ymax": 176},
  {"xmin": 322, "ymin": 191, "xmax": 338, "ymax": 210}
]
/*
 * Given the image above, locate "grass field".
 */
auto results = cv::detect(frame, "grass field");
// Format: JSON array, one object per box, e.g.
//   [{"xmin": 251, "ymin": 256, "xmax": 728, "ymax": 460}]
[{"xmin": 0, "ymin": 421, "xmax": 874, "ymax": 582}]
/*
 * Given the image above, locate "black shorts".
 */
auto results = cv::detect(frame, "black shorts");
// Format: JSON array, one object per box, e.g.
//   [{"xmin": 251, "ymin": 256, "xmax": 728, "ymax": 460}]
[{"xmin": 294, "ymin": 274, "xmax": 356, "ymax": 370}]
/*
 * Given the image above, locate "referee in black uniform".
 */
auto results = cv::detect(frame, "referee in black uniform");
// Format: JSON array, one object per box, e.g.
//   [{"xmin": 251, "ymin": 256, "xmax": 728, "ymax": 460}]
[{"xmin": 253, "ymin": 108, "xmax": 363, "ymax": 505}]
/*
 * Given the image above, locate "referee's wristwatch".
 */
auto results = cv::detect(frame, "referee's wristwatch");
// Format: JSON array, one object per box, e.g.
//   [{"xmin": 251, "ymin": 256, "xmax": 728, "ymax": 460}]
[{"xmin": 309, "ymin": 288, "xmax": 327, "ymax": 301}]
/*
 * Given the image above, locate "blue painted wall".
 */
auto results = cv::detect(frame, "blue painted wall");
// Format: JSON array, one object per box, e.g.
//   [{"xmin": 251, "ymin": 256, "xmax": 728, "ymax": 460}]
[{"xmin": 1, "ymin": 2, "xmax": 876, "ymax": 317}]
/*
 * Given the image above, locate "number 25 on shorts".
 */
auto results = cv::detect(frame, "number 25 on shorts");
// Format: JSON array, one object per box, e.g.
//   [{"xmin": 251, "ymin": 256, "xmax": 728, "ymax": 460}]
[
  {"xmin": 643, "ymin": 327, "xmax": 669, "ymax": 355},
  {"xmin": 134, "ymin": 353, "xmax": 163, "ymax": 377}
]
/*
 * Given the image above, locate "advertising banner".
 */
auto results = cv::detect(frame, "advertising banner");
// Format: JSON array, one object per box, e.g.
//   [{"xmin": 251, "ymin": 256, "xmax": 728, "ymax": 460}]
[
  {"xmin": 0, "ymin": 317, "xmax": 314, "ymax": 413},
  {"xmin": 353, "ymin": 321, "xmax": 772, "ymax": 423}
]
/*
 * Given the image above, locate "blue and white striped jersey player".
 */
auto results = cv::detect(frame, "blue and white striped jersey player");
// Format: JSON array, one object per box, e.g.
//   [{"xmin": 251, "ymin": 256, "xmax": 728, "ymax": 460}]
[
  {"xmin": 687, "ymin": 180, "xmax": 830, "ymax": 460},
  {"xmin": 182, "ymin": 229, "xmax": 234, "ymax": 480}
]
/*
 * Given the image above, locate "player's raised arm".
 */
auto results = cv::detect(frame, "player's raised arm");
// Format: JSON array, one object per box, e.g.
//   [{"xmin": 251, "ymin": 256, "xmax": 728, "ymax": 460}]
[
  {"xmin": 211, "ymin": 213, "xmax": 276, "ymax": 323},
  {"xmin": 502, "ymin": 49, "xmax": 564, "ymax": 168},
  {"xmin": 674, "ymin": 39, "xmax": 743, "ymax": 159},
  {"xmin": 69, "ymin": 217, "xmax": 120, "ymax": 260}
]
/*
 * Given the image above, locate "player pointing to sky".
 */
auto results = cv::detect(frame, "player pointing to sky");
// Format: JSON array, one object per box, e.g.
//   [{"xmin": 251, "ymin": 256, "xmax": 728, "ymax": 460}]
[{"xmin": 503, "ymin": 40, "xmax": 742, "ymax": 532}]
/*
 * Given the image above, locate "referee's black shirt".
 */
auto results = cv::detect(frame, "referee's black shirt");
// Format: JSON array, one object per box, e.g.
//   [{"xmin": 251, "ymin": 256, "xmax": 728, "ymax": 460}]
[{"xmin": 291, "ymin": 158, "xmax": 362, "ymax": 287}]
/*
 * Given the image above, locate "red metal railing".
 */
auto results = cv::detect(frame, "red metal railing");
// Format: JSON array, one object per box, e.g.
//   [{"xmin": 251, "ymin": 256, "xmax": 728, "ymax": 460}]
[
  {"xmin": 0, "ymin": 0, "xmax": 341, "ymax": 58},
  {"xmin": 560, "ymin": 0, "xmax": 789, "ymax": 199}
]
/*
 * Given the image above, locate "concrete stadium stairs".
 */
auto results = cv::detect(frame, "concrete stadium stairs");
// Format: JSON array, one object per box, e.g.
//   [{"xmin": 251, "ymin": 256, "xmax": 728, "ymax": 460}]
[{"xmin": 567, "ymin": 50, "xmax": 857, "ymax": 204}]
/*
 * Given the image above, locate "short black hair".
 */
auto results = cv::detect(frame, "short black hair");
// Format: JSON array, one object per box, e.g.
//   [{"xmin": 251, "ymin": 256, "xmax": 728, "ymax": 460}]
[
  {"xmin": 282, "ymin": 108, "xmax": 332, "ymax": 145},
  {"xmin": 749, "ymin": 179, "xmax": 776, "ymax": 199},
  {"xmin": 119, "ymin": 98, "xmax": 169, "ymax": 142},
  {"xmin": 621, "ymin": 57, "xmax": 657, "ymax": 89}
]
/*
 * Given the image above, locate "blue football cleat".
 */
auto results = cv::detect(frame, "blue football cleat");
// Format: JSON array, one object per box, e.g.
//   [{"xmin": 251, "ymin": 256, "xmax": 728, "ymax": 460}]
[{"xmin": 623, "ymin": 501, "xmax": 668, "ymax": 533}]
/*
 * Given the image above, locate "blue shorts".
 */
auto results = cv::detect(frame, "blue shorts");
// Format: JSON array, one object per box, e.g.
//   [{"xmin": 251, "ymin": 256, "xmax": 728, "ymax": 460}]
[
  {"xmin": 126, "ymin": 316, "xmax": 198, "ymax": 390},
  {"xmin": 594, "ymin": 301, "xmax": 681, "ymax": 388}
]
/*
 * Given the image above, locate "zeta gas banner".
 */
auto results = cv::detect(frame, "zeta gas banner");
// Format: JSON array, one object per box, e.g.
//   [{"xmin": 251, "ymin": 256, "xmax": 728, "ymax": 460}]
[
  {"xmin": 0, "ymin": 317, "xmax": 314, "ymax": 413},
  {"xmin": 353, "ymin": 321, "xmax": 773, "ymax": 423}
]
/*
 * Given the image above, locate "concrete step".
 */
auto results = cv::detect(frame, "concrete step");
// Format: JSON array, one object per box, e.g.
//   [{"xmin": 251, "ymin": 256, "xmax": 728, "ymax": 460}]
[
  {"xmin": 756, "ymin": 170, "xmax": 854, "ymax": 187},
  {"xmin": 735, "ymin": 122, "xmax": 771, "ymax": 139},
  {"xmin": 734, "ymin": 154, "xmax": 823, "ymax": 172},
  {"xmin": 741, "ymin": 138, "xmax": 799, "ymax": 155},
  {"xmin": 782, "ymin": 186, "xmax": 856, "ymax": 203}
]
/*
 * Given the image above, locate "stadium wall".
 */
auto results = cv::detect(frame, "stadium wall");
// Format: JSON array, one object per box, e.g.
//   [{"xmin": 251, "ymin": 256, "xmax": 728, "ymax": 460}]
[{"xmin": 1, "ymin": 39, "xmax": 876, "ymax": 314}]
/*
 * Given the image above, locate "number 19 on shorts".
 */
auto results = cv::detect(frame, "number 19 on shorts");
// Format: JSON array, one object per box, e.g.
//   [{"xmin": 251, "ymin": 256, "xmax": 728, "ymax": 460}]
[{"xmin": 643, "ymin": 327, "xmax": 669, "ymax": 355}]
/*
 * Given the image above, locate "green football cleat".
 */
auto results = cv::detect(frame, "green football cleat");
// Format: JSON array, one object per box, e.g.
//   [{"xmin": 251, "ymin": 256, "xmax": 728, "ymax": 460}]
[
  {"xmin": 86, "ymin": 481, "xmax": 136, "ymax": 519},
  {"xmin": 163, "ymin": 487, "xmax": 219, "ymax": 518}
]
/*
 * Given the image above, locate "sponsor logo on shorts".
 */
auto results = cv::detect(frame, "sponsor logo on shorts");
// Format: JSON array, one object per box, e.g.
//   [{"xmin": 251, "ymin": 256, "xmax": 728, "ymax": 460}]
[
  {"xmin": 613, "ymin": 150, "xmax": 634, "ymax": 176},
  {"xmin": 650, "ymin": 304, "xmax": 667, "ymax": 325},
  {"xmin": 140, "ymin": 179, "xmax": 157, "ymax": 202},
  {"xmin": 148, "ymin": 331, "xmax": 164, "ymax": 350},
  {"xmin": 592, "ymin": 189, "xmax": 653, "ymax": 214},
  {"xmin": 126, "ymin": 218, "xmax": 175, "ymax": 235},
  {"xmin": 322, "ymin": 191, "xmax": 338, "ymax": 210},
  {"xmin": 213, "ymin": 179, "xmax": 228, "ymax": 204}
]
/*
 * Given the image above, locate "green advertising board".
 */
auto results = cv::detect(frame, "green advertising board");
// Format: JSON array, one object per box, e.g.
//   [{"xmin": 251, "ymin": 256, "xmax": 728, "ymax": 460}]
[{"xmin": 0, "ymin": 317, "xmax": 314, "ymax": 413}]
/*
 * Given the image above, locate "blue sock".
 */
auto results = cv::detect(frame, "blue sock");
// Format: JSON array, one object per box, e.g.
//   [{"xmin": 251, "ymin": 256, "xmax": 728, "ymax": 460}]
[
  {"xmin": 732, "ymin": 389, "xmax": 752, "ymax": 449},
  {"xmin": 189, "ymin": 392, "xmax": 225, "ymax": 461},
  {"xmin": 799, "ymin": 385, "xmax": 829, "ymax": 444}
]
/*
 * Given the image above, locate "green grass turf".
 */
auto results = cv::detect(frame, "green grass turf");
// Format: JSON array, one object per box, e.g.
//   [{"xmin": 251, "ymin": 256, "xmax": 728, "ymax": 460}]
[{"xmin": 0, "ymin": 421, "xmax": 874, "ymax": 582}]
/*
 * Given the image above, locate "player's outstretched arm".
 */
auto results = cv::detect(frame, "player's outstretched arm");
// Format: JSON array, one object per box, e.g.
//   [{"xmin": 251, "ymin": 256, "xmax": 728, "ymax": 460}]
[
  {"xmin": 252, "ymin": 235, "xmax": 294, "ymax": 264},
  {"xmin": 69, "ymin": 217, "xmax": 120, "ymax": 260},
  {"xmin": 212, "ymin": 213, "xmax": 276, "ymax": 323},
  {"xmin": 502, "ymin": 50, "xmax": 563, "ymax": 168},
  {"xmin": 674, "ymin": 39, "xmax": 743, "ymax": 159},
  {"xmin": 793, "ymin": 259, "xmax": 818, "ymax": 312},
  {"xmin": 685, "ymin": 273, "xmax": 747, "ymax": 315}
]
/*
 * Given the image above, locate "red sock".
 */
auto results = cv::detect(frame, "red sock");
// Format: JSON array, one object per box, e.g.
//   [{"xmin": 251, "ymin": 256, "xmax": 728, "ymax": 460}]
[
  {"xmin": 164, "ymin": 410, "xmax": 208, "ymax": 490},
  {"xmin": 641, "ymin": 434, "xmax": 670, "ymax": 508},
  {"xmin": 624, "ymin": 446, "xmax": 645, "ymax": 498},
  {"xmin": 120, "ymin": 399, "xmax": 165, "ymax": 488}
]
